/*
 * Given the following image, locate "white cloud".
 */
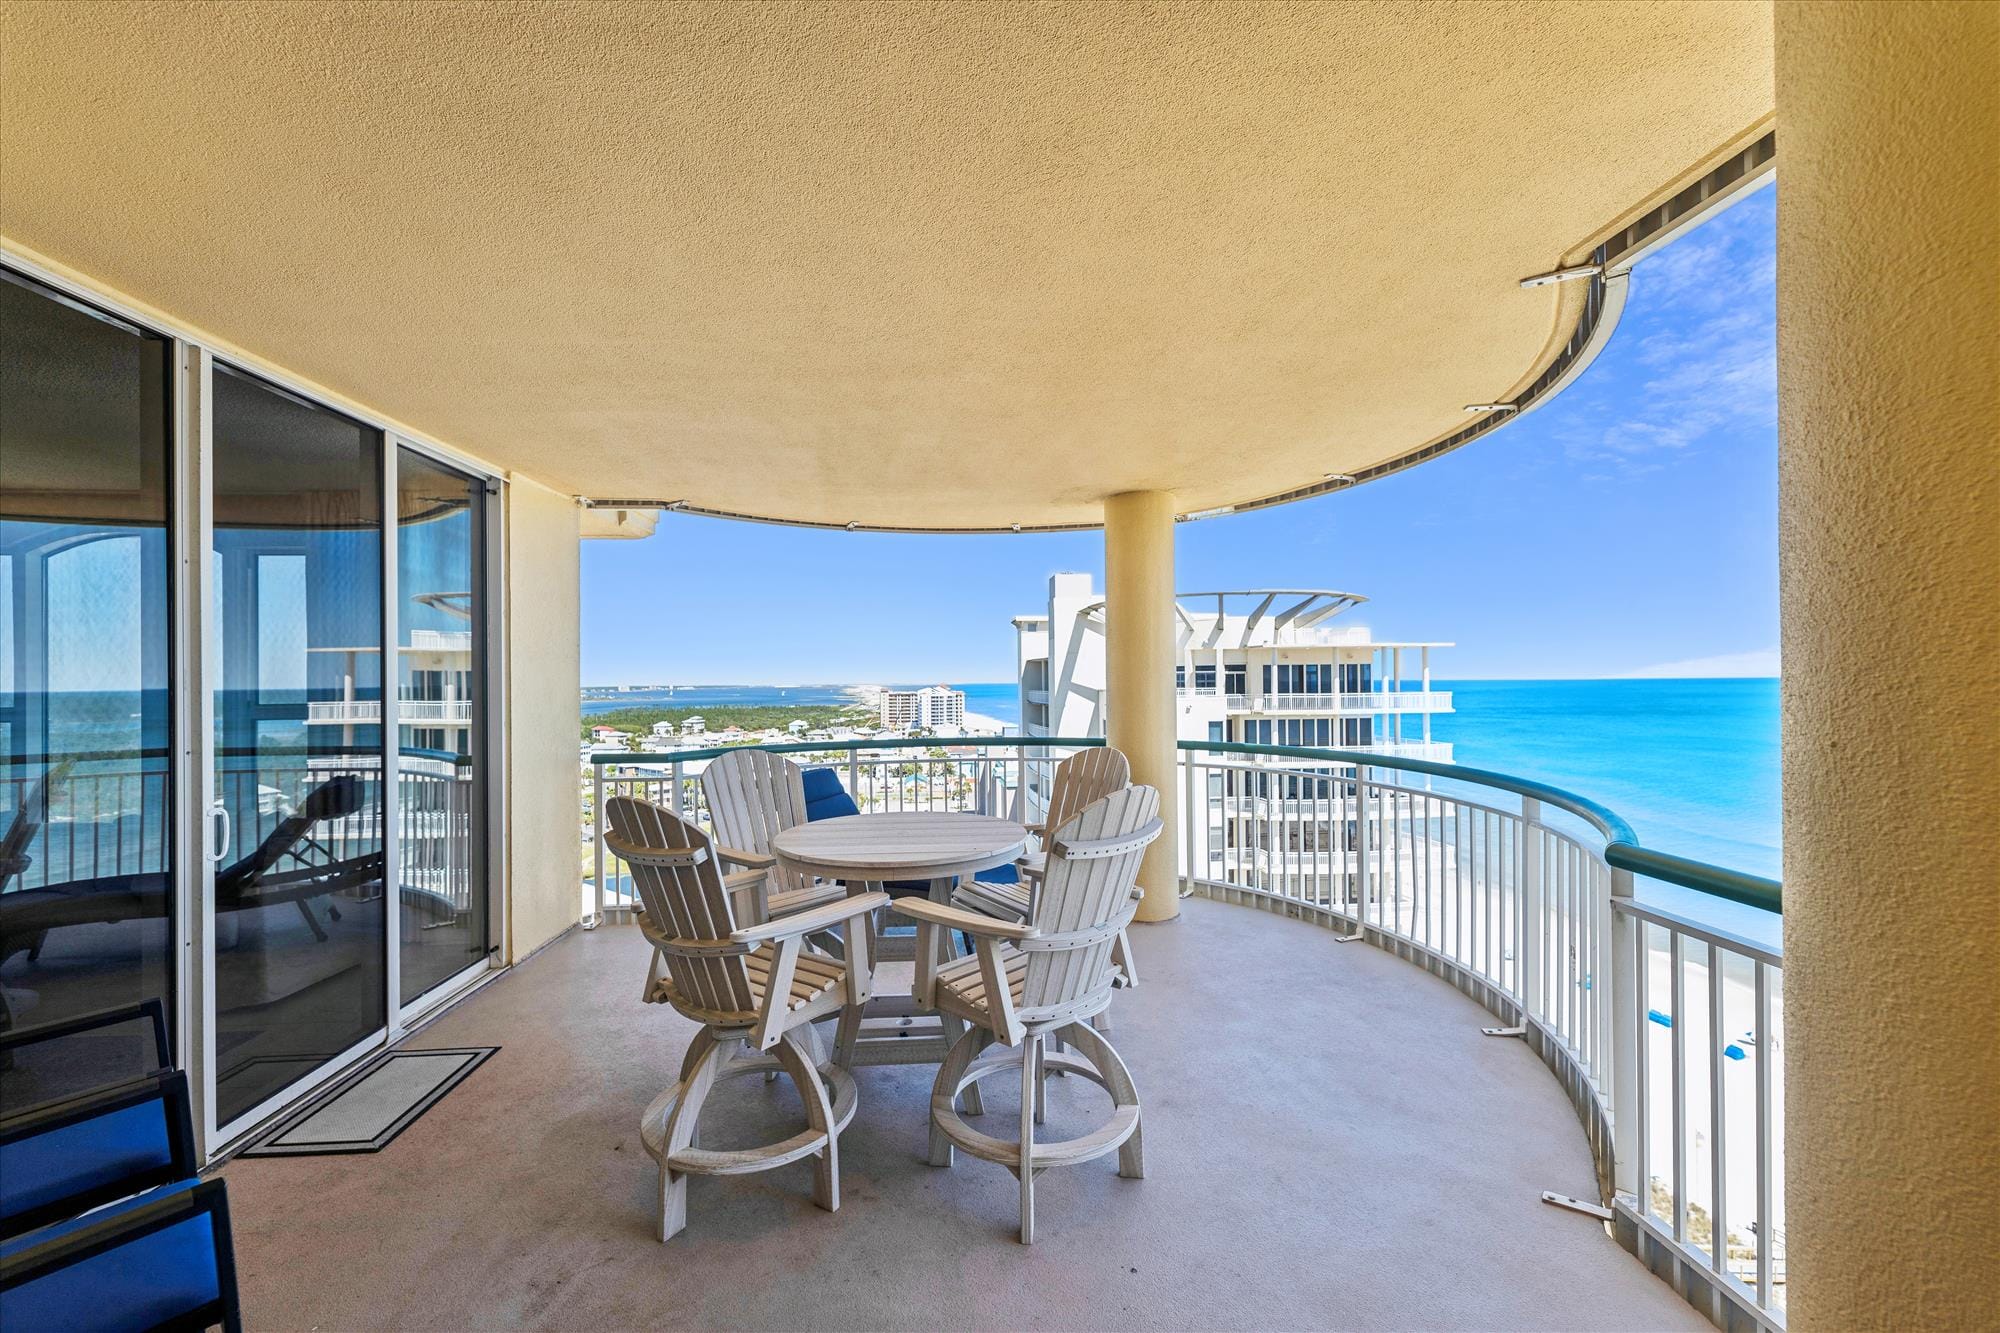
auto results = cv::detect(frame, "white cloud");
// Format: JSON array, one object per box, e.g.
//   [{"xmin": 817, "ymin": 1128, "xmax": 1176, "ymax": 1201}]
[
  {"xmin": 1620, "ymin": 648, "xmax": 1780, "ymax": 678},
  {"xmin": 1554, "ymin": 189, "xmax": 1777, "ymax": 480}
]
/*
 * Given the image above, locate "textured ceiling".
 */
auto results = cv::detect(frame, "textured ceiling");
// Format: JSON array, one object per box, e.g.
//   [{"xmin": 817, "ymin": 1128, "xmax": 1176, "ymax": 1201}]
[{"xmin": 0, "ymin": 1, "xmax": 1773, "ymax": 529}]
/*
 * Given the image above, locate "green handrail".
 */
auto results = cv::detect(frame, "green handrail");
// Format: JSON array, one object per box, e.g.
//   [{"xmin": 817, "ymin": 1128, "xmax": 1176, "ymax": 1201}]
[{"xmin": 588, "ymin": 733, "xmax": 1782, "ymax": 914}]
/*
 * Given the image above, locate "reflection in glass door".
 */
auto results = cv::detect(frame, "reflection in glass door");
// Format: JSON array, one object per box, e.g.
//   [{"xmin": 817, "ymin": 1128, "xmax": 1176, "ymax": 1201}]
[
  {"xmin": 0, "ymin": 269, "xmax": 176, "ymax": 1109},
  {"xmin": 395, "ymin": 448, "xmax": 489, "ymax": 1004},
  {"xmin": 210, "ymin": 365, "xmax": 386, "ymax": 1128}
]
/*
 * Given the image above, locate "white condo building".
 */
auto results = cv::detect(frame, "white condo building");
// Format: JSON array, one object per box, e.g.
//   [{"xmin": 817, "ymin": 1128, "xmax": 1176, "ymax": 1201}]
[
  {"xmin": 1014, "ymin": 574, "xmax": 1452, "ymax": 883},
  {"xmin": 1014, "ymin": 573, "xmax": 1452, "ymax": 760},
  {"xmin": 879, "ymin": 684, "xmax": 966, "ymax": 732}
]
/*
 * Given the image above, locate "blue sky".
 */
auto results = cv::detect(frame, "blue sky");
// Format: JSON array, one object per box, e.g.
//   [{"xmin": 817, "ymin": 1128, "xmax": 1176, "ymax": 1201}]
[{"xmin": 582, "ymin": 182, "xmax": 1777, "ymax": 686}]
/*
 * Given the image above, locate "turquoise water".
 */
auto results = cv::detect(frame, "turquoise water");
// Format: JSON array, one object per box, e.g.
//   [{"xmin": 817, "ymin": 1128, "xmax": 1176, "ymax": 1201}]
[
  {"xmin": 949, "ymin": 679, "xmax": 1781, "ymax": 882},
  {"xmin": 1430, "ymin": 679, "xmax": 1780, "ymax": 881},
  {"xmin": 581, "ymin": 678, "xmax": 1780, "ymax": 881}
]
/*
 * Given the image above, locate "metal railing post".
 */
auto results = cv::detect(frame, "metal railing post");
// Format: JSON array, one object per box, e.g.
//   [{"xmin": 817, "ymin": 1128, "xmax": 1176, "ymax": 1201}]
[
  {"xmin": 587, "ymin": 763, "xmax": 605, "ymax": 929},
  {"xmin": 1341, "ymin": 769, "xmax": 1370, "ymax": 942},
  {"xmin": 1521, "ymin": 797, "xmax": 1545, "ymax": 1023},
  {"xmin": 846, "ymin": 748, "xmax": 861, "ymax": 810},
  {"xmin": 669, "ymin": 760, "xmax": 684, "ymax": 815},
  {"xmin": 1181, "ymin": 750, "xmax": 1196, "ymax": 891},
  {"xmin": 1609, "ymin": 865, "xmax": 1639, "ymax": 1200}
]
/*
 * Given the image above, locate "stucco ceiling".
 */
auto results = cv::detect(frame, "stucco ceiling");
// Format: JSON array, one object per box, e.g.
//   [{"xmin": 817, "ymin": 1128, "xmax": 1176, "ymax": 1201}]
[{"xmin": 0, "ymin": 1, "xmax": 1773, "ymax": 530}]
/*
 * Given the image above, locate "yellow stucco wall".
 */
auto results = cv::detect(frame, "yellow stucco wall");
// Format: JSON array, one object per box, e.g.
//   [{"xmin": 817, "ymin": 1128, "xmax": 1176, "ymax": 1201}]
[
  {"xmin": 1103, "ymin": 491, "xmax": 1181, "ymax": 923},
  {"xmin": 1775, "ymin": 4, "xmax": 1999, "ymax": 1327},
  {"xmin": 0, "ymin": 2, "xmax": 1773, "ymax": 531},
  {"xmin": 503, "ymin": 478, "xmax": 584, "ymax": 963}
]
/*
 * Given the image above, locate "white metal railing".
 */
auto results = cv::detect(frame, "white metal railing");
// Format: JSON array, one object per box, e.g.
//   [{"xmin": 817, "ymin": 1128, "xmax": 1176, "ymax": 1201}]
[
  {"xmin": 1177, "ymin": 746, "xmax": 1785, "ymax": 1329},
  {"xmin": 1246, "ymin": 690, "xmax": 1451, "ymax": 713},
  {"xmin": 1355, "ymin": 739, "xmax": 1454, "ymax": 761},
  {"xmin": 305, "ymin": 698, "xmax": 473, "ymax": 724},
  {"xmin": 581, "ymin": 736, "xmax": 1784, "ymax": 1331},
  {"xmin": 1184, "ymin": 689, "xmax": 1452, "ymax": 714},
  {"xmin": 585, "ymin": 742, "xmax": 1098, "ymax": 922},
  {"xmin": 1, "ymin": 759, "xmax": 475, "ymax": 914}
]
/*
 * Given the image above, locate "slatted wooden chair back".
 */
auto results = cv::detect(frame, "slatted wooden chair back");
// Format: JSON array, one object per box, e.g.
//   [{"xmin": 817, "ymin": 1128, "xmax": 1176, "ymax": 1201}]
[
  {"xmin": 1042, "ymin": 747, "xmax": 1129, "ymax": 836},
  {"xmin": 1020, "ymin": 784, "xmax": 1161, "ymax": 1015},
  {"xmin": 701, "ymin": 748, "xmax": 817, "ymax": 896},
  {"xmin": 603, "ymin": 795, "xmax": 756, "ymax": 1019}
]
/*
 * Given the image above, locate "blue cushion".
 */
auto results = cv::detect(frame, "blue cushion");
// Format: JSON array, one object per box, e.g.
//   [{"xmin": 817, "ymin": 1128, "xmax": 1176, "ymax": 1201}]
[
  {"xmin": 0, "ymin": 1181, "xmax": 221, "ymax": 1333},
  {"xmin": 0, "ymin": 1100, "xmax": 173, "ymax": 1229},
  {"xmin": 801, "ymin": 767, "xmax": 859, "ymax": 822},
  {"xmin": 974, "ymin": 861, "xmax": 1019, "ymax": 885}
]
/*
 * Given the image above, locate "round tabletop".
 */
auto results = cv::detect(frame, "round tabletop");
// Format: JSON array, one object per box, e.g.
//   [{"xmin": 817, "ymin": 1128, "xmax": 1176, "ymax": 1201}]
[{"xmin": 771, "ymin": 812, "xmax": 1028, "ymax": 884}]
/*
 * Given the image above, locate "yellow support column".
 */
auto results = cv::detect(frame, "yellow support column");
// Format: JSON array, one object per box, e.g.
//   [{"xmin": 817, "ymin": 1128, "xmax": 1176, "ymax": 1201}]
[
  {"xmin": 1776, "ymin": 4, "xmax": 1999, "ymax": 1328},
  {"xmin": 1103, "ymin": 490, "xmax": 1180, "ymax": 923}
]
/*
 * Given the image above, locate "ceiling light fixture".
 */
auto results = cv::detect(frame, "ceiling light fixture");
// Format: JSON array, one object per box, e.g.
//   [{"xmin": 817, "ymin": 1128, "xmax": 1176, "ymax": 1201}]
[
  {"xmin": 1182, "ymin": 504, "xmax": 1236, "ymax": 521},
  {"xmin": 1519, "ymin": 263, "xmax": 1603, "ymax": 288},
  {"xmin": 1464, "ymin": 403, "xmax": 1519, "ymax": 414},
  {"xmin": 845, "ymin": 521, "xmax": 859, "ymax": 531},
  {"xmin": 1010, "ymin": 523, "xmax": 1022, "ymax": 533},
  {"xmin": 1323, "ymin": 473, "xmax": 1355, "ymax": 484}
]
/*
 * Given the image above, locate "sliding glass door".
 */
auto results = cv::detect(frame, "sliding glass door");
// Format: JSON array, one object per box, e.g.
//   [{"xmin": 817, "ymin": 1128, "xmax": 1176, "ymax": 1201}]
[
  {"xmin": 3, "ymin": 261, "xmax": 501, "ymax": 1150},
  {"xmin": 0, "ymin": 270, "xmax": 177, "ymax": 1109},
  {"xmin": 394, "ymin": 447, "xmax": 491, "ymax": 1005},
  {"xmin": 209, "ymin": 365, "xmax": 387, "ymax": 1129}
]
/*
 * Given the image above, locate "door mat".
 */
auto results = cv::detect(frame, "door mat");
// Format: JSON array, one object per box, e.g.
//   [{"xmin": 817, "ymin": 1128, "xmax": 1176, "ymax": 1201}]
[{"xmin": 240, "ymin": 1047, "xmax": 496, "ymax": 1156}]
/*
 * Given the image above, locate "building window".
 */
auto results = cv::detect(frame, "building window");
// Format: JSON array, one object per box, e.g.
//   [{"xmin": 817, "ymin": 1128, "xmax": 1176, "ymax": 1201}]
[
  {"xmin": 1175, "ymin": 665, "xmax": 1186, "ymax": 688},
  {"xmin": 1225, "ymin": 665, "xmax": 1245, "ymax": 694},
  {"xmin": 1194, "ymin": 665, "xmax": 1216, "ymax": 691}
]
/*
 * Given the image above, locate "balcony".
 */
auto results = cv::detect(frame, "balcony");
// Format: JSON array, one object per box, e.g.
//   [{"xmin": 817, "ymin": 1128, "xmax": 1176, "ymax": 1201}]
[
  {"xmin": 577, "ymin": 738, "xmax": 1785, "ymax": 1331},
  {"xmin": 2, "ymin": 6, "xmax": 1987, "ymax": 1327},
  {"xmin": 217, "ymin": 799, "xmax": 1712, "ymax": 1328}
]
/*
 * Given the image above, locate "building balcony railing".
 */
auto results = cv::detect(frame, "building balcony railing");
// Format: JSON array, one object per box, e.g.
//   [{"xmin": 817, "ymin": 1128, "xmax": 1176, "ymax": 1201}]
[
  {"xmin": 1179, "ymin": 688, "xmax": 1452, "ymax": 714},
  {"xmin": 305, "ymin": 699, "xmax": 474, "ymax": 724},
  {"xmin": 585, "ymin": 735, "xmax": 1785, "ymax": 1332},
  {"xmin": 2, "ymin": 753, "xmax": 478, "ymax": 912}
]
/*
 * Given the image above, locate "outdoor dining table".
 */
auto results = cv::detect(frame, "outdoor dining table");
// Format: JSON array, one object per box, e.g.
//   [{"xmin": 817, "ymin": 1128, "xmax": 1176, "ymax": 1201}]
[{"xmin": 770, "ymin": 811, "xmax": 1027, "ymax": 1075}]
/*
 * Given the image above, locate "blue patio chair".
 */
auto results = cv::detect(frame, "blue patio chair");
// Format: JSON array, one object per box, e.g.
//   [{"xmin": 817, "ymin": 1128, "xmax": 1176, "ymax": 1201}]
[
  {"xmin": 0, "ymin": 1177, "xmax": 240, "ymax": 1333},
  {"xmin": 0, "ymin": 997, "xmax": 241, "ymax": 1331},
  {"xmin": 0, "ymin": 999, "xmax": 185, "ymax": 1239}
]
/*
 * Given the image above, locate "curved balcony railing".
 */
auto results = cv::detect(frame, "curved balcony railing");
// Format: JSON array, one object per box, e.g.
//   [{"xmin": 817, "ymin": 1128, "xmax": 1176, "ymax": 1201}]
[{"xmin": 584, "ymin": 735, "xmax": 1785, "ymax": 1331}]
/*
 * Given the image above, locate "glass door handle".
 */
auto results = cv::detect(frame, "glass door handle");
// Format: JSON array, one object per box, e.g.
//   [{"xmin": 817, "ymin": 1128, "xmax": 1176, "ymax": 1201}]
[{"xmin": 207, "ymin": 801, "xmax": 233, "ymax": 865}]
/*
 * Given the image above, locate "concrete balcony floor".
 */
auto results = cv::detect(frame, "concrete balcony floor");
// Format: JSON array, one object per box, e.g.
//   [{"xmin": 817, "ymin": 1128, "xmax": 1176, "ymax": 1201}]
[{"xmin": 218, "ymin": 898, "xmax": 1701, "ymax": 1331}]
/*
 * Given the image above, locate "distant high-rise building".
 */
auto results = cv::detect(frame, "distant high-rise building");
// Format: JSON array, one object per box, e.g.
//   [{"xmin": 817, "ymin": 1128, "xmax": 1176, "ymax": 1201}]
[{"xmin": 880, "ymin": 684, "xmax": 966, "ymax": 732}]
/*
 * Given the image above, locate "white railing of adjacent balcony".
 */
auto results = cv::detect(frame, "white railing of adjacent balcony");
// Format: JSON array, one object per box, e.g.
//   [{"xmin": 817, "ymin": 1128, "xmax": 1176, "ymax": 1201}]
[
  {"xmin": 1190, "ymin": 689, "xmax": 1452, "ymax": 714},
  {"xmin": 579, "ymin": 734, "xmax": 1784, "ymax": 1331},
  {"xmin": 306, "ymin": 698, "xmax": 473, "ymax": 724},
  {"xmin": 1, "ymin": 753, "xmax": 478, "ymax": 914}
]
